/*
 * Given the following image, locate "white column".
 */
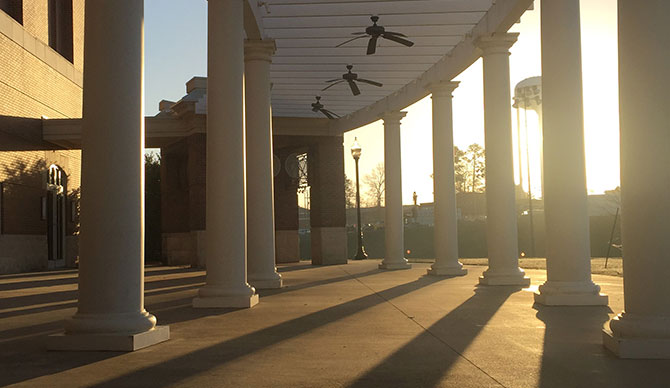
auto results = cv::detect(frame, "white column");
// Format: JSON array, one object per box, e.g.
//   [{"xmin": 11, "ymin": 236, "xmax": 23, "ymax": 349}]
[
  {"xmin": 475, "ymin": 33, "xmax": 529, "ymax": 287},
  {"xmin": 48, "ymin": 0, "xmax": 169, "ymax": 351},
  {"xmin": 245, "ymin": 39, "xmax": 282, "ymax": 289},
  {"xmin": 534, "ymin": 0, "xmax": 607, "ymax": 306},
  {"xmin": 379, "ymin": 111, "xmax": 411, "ymax": 270},
  {"xmin": 427, "ymin": 81, "xmax": 466, "ymax": 276},
  {"xmin": 194, "ymin": 0, "xmax": 258, "ymax": 308},
  {"xmin": 603, "ymin": 0, "xmax": 670, "ymax": 359}
]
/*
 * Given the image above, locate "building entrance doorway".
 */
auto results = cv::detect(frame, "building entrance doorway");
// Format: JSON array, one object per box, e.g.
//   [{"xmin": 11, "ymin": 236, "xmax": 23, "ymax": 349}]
[{"xmin": 46, "ymin": 164, "xmax": 66, "ymax": 269}]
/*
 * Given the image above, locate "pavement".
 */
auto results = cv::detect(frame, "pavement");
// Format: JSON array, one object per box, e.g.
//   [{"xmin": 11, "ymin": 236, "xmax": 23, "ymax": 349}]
[{"xmin": 1, "ymin": 260, "xmax": 669, "ymax": 388}]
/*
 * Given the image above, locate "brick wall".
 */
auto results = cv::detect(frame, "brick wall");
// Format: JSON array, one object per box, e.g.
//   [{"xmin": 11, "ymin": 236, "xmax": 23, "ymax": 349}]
[
  {"xmin": 309, "ymin": 136, "xmax": 346, "ymax": 228},
  {"xmin": 0, "ymin": 1, "xmax": 83, "ymax": 270},
  {"xmin": 187, "ymin": 133, "xmax": 206, "ymax": 231},
  {"xmin": 22, "ymin": 0, "xmax": 49, "ymax": 44},
  {"xmin": 160, "ymin": 139, "xmax": 190, "ymax": 233}
]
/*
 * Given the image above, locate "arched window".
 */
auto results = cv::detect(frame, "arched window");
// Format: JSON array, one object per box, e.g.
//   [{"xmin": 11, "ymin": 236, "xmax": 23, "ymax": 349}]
[{"xmin": 47, "ymin": 164, "xmax": 64, "ymax": 194}]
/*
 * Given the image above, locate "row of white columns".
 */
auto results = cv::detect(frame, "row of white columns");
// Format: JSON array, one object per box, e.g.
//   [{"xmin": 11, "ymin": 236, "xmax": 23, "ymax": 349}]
[
  {"xmin": 49, "ymin": 0, "xmax": 282, "ymax": 351},
  {"xmin": 380, "ymin": 0, "xmax": 670, "ymax": 359},
  {"xmin": 50, "ymin": 0, "xmax": 669, "ymax": 359},
  {"xmin": 379, "ymin": 33, "xmax": 530, "ymax": 286},
  {"xmin": 194, "ymin": 0, "xmax": 281, "ymax": 308}
]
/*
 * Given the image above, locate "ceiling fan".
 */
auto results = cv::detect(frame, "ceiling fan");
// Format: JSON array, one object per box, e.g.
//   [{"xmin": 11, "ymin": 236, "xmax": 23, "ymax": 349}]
[
  {"xmin": 322, "ymin": 65, "xmax": 383, "ymax": 96},
  {"xmin": 311, "ymin": 96, "xmax": 340, "ymax": 120},
  {"xmin": 336, "ymin": 16, "xmax": 414, "ymax": 55}
]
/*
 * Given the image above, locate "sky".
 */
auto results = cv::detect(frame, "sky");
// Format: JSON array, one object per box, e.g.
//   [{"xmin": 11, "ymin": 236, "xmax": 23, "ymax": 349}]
[{"xmin": 144, "ymin": 0, "xmax": 620, "ymax": 206}]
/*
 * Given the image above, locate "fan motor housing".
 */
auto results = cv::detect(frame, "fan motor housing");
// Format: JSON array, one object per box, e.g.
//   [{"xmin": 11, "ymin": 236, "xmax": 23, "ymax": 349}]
[{"xmin": 366, "ymin": 25, "xmax": 384, "ymax": 37}]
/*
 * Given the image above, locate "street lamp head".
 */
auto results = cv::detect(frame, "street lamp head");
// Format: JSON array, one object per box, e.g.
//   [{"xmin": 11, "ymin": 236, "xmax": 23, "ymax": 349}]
[{"xmin": 351, "ymin": 137, "xmax": 362, "ymax": 160}]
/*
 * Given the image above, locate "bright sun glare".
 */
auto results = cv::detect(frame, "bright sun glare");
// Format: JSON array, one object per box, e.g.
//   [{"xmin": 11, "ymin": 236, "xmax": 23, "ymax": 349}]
[{"xmin": 342, "ymin": 0, "xmax": 620, "ymax": 206}]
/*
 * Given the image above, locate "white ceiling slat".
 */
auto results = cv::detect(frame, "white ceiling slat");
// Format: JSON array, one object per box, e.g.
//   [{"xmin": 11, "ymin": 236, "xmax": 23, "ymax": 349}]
[
  {"xmin": 264, "ymin": 0, "xmax": 488, "ymax": 4},
  {"xmin": 262, "ymin": 0, "xmax": 492, "ymax": 17},
  {"xmin": 273, "ymin": 102, "xmax": 368, "ymax": 107},
  {"xmin": 271, "ymin": 71, "xmax": 422, "ymax": 79},
  {"xmin": 261, "ymin": 0, "xmax": 501, "ymax": 119},
  {"xmin": 273, "ymin": 90, "xmax": 390, "ymax": 97},
  {"xmin": 273, "ymin": 84, "xmax": 409, "ymax": 92},
  {"xmin": 266, "ymin": 25, "xmax": 472, "ymax": 38},
  {"xmin": 275, "ymin": 46, "xmax": 452, "ymax": 57},
  {"xmin": 275, "ymin": 36, "xmax": 462, "ymax": 49},
  {"xmin": 262, "ymin": 13, "xmax": 484, "ymax": 29},
  {"xmin": 272, "ymin": 94, "xmax": 381, "ymax": 101},
  {"xmin": 270, "ymin": 63, "xmax": 432, "ymax": 72},
  {"xmin": 273, "ymin": 55, "xmax": 442, "ymax": 64},
  {"xmin": 272, "ymin": 78, "xmax": 411, "ymax": 85}
]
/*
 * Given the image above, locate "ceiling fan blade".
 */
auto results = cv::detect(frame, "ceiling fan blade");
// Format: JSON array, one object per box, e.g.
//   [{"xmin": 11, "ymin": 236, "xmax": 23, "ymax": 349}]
[
  {"xmin": 322, "ymin": 109, "xmax": 340, "ymax": 118},
  {"xmin": 357, "ymin": 78, "xmax": 383, "ymax": 87},
  {"xmin": 382, "ymin": 33, "xmax": 414, "ymax": 47},
  {"xmin": 366, "ymin": 36, "xmax": 378, "ymax": 55},
  {"xmin": 336, "ymin": 35, "xmax": 366, "ymax": 48},
  {"xmin": 383, "ymin": 31, "xmax": 408, "ymax": 37},
  {"xmin": 348, "ymin": 80, "xmax": 361, "ymax": 96},
  {"xmin": 351, "ymin": 32, "xmax": 368, "ymax": 35},
  {"xmin": 322, "ymin": 80, "xmax": 345, "ymax": 91},
  {"xmin": 325, "ymin": 78, "xmax": 342, "ymax": 83},
  {"xmin": 319, "ymin": 109, "xmax": 336, "ymax": 120}
]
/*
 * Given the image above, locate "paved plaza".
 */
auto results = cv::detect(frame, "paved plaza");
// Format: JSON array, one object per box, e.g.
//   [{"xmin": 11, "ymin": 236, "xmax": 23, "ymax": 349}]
[{"xmin": 1, "ymin": 260, "xmax": 668, "ymax": 388}]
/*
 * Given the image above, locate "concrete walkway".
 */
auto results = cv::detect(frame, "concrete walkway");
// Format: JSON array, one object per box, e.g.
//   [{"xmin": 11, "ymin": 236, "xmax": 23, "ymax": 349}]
[{"xmin": 1, "ymin": 260, "xmax": 668, "ymax": 387}]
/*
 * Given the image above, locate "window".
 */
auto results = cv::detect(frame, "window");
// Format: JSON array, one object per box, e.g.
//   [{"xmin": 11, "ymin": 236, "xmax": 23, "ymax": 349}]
[
  {"xmin": 48, "ymin": 0, "xmax": 73, "ymax": 62},
  {"xmin": 0, "ymin": 0, "xmax": 23, "ymax": 24}
]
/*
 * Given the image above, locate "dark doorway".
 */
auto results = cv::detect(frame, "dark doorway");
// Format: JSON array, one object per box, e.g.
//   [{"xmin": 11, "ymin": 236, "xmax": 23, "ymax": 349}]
[{"xmin": 46, "ymin": 164, "xmax": 66, "ymax": 268}]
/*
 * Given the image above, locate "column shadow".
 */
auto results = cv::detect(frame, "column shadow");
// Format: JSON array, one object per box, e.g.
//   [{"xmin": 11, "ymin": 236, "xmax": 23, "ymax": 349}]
[
  {"xmin": 86, "ymin": 276, "xmax": 447, "ymax": 388},
  {"xmin": 258, "ymin": 268, "xmax": 380, "ymax": 298},
  {"xmin": 276, "ymin": 262, "xmax": 317, "ymax": 273},
  {"xmin": 536, "ymin": 304, "xmax": 670, "ymax": 388},
  {"xmin": 0, "ymin": 265, "xmax": 400, "ymax": 386},
  {"xmin": 346, "ymin": 286, "xmax": 521, "ymax": 388}
]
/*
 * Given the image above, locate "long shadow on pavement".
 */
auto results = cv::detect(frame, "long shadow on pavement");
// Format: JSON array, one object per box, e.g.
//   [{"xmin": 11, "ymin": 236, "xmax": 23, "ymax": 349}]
[
  {"xmin": 536, "ymin": 304, "xmax": 670, "ymax": 388},
  {"xmin": 346, "ymin": 285, "xmax": 520, "ymax": 388},
  {"xmin": 0, "ymin": 266, "xmax": 382, "ymax": 386},
  {"xmin": 276, "ymin": 262, "xmax": 318, "ymax": 273},
  {"xmin": 86, "ymin": 275, "xmax": 448, "ymax": 388}
]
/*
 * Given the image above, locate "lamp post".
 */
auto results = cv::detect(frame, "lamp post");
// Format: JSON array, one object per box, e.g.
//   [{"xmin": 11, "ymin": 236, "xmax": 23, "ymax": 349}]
[{"xmin": 351, "ymin": 138, "xmax": 368, "ymax": 260}]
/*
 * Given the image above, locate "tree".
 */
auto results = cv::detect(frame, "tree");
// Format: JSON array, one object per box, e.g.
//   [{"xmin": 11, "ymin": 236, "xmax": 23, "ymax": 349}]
[
  {"xmin": 464, "ymin": 143, "xmax": 486, "ymax": 193},
  {"xmin": 344, "ymin": 174, "xmax": 356, "ymax": 209},
  {"xmin": 453, "ymin": 146, "xmax": 468, "ymax": 193},
  {"xmin": 363, "ymin": 162, "xmax": 385, "ymax": 207}
]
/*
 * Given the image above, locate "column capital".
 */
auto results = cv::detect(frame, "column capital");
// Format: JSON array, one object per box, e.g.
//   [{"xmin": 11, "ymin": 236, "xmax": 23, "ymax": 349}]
[
  {"xmin": 474, "ymin": 33, "xmax": 519, "ymax": 56},
  {"xmin": 427, "ymin": 81, "xmax": 460, "ymax": 98},
  {"xmin": 381, "ymin": 111, "xmax": 407, "ymax": 124},
  {"xmin": 244, "ymin": 39, "xmax": 276, "ymax": 62}
]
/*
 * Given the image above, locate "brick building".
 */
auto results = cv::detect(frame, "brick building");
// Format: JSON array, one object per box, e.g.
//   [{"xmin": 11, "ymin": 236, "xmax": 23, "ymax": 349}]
[
  {"xmin": 157, "ymin": 77, "xmax": 347, "ymax": 267},
  {"xmin": 0, "ymin": 1, "xmax": 84, "ymax": 273}
]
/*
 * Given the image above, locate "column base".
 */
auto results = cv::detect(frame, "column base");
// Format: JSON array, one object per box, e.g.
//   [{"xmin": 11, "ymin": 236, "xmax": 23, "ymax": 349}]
[
  {"xmin": 379, "ymin": 259, "xmax": 412, "ymax": 270},
  {"xmin": 534, "ymin": 280, "xmax": 608, "ymax": 306},
  {"xmin": 249, "ymin": 276, "xmax": 283, "ymax": 290},
  {"xmin": 47, "ymin": 326, "xmax": 169, "ymax": 352},
  {"xmin": 427, "ymin": 265, "xmax": 467, "ymax": 276},
  {"xmin": 193, "ymin": 293, "xmax": 259, "ymax": 308},
  {"xmin": 276, "ymin": 230, "xmax": 300, "ymax": 264},
  {"xmin": 193, "ymin": 284, "xmax": 259, "ymax": 308},
  {"xmin": 603, "ymin": 329, "xmax": 670, "ymax": 359},
  {"xmin": 534, "ymin": 292, "xmax": 607, "ymax": 306},
  {"xmin": 478, "ymin": 269, "xmax": 530, "ymax": 286},
  {"xmin": 602, "ymin": 313, "xmax": 670, "ymax": 359},
  {"xmin": 311, "ymin": 226, "xmax": 348, "ymax": 266}
]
